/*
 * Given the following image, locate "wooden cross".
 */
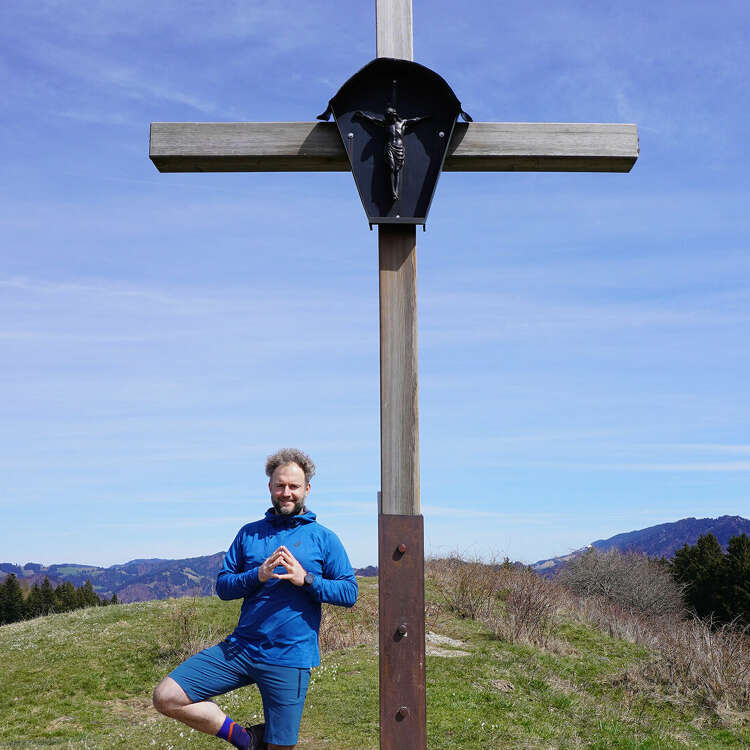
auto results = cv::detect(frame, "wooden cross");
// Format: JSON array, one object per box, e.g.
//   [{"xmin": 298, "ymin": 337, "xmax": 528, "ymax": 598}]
[{"xmin": 149, "ymin": 1, "xmax": 638, "ymax": 747}]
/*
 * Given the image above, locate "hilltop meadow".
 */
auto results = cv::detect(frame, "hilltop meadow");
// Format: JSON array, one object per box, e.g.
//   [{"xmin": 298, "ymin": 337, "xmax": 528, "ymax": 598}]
[{"xmin": 1, "ymin": 556, "xmax": 749, "ymax": 749}]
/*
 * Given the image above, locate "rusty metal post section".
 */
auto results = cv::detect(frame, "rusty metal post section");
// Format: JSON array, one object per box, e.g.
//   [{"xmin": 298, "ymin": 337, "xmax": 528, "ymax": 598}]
[{"xmin": 378, "ymin": 514, "xmax": 426, "ymax": 750}]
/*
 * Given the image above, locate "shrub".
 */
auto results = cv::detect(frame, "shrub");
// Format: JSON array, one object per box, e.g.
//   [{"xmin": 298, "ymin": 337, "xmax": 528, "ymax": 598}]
[
  {"xmin": 492, "ymin": 567, "xmax": 559, "ymax": 646},
  {"xmin": 426, "ymin": 555, "xmax": 560, "ymax": 647},
  {"xmin": 557, "ymin": 548, "xmax": 685, "ymax": 617},
  {"xmin": 425, "ymin": 555, "xmax": 500, "ymax": 621}
]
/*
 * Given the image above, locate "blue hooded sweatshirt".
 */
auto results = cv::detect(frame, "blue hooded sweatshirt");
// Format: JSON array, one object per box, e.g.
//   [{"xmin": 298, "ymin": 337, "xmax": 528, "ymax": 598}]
[{"xmin": 215, "ymin": 508, "xmax": 358, "ymax": 668}]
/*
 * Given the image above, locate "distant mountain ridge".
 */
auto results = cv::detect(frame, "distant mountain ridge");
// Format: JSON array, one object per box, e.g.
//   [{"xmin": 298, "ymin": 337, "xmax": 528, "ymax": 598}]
[
  {"xmin": 0, "ymin": 554, "xmax": 378, "ymax": 603},
  {"xmin": 532, "ymin": 515, "xmax": 750, "ymax": 577},
  {"xmin": 6, "ymin": 516, "xmax": 748, "ymax": 598}
]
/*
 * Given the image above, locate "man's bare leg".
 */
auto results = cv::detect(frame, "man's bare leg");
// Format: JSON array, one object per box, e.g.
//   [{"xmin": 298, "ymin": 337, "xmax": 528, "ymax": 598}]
[
  {"xmin": 154, "ymin": 677, "xmax": 299, "ymax": 749},
  {"xmin": 152, "ymin": 676, "xmax": 226, "ymax": 734}
]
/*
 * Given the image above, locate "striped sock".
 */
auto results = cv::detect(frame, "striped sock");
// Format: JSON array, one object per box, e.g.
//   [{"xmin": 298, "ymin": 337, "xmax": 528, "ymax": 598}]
[{"xmin": 216, "ymin": 715, "xmax": 252, "ymax": 750}]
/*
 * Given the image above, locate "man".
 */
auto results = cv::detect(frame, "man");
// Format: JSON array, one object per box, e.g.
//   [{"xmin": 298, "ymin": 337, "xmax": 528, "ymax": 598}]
[{"xmin": 153, "ymin": 448, "xmax": 358, "ymax": 750}]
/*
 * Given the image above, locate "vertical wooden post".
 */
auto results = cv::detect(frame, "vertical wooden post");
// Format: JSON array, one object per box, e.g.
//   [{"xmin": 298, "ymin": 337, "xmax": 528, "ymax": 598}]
[
  {"xmin": 376, "ymin": 0, "xmax": 413, "ymax": 60},
  {"xmin": 378, "ymin": 225, "xmax": 420, "ymax": 516},
  {"xmin": 376, "ymin": 0, "xmax": 418, "ymax": 517}
]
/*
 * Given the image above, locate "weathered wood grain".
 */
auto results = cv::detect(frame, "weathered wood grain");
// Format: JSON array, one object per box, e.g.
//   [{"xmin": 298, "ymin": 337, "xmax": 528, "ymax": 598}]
[
  {"xmin": 445, "ymin": 122, "xmax": 639, "ymax": 172},
  {"xmin": 379, "ymin": 224, "xmax": 420, "ymax": 516},
  {"xmin": 377, "ymin": 0, "xmax": 413, "ymax": 60},
  {"xmin": 149, "ymin": 121, "xmax": 639, "ymax": 173}
]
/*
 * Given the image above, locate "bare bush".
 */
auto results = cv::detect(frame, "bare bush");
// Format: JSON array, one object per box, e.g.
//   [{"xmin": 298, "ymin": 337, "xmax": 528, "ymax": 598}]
[
  {"xmin": 426, "ymin": 555, "xmax": 500, "ymax": 620},
  {"xmin": 318, "ymin": 597, "xmax": 378, "ymax": 653},
  {"xmin": 557, "ymin": 548, "xmax": 685, "ymax": 617},
  {"xmin": 563, "ymin": 589, "xmax": 658, "ymax": 645},
  {"xmin": 490, "ymin": 568, "xmax": 560, "ymax": 646},
  {"xmin": 427, "ymin": 555, "xmax": 562, "ymax": 647}
]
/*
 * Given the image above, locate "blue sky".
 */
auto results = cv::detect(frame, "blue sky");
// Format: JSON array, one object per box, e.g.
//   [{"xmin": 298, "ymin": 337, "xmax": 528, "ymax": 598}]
[{"xmin": 1, "ymin": 0, "xmax": 748, "ymax": 569}]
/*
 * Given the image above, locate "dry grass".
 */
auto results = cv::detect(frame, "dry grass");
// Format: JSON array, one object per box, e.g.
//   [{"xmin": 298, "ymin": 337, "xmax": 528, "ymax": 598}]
[
  {"xmin": 557, "ymin": 581, "xmax": 750, "ymax": 711},
  {"xmin": 160, "ymin": 562, "xmax": 750, "ymax": 715},
  {"xmin": 426, "ymin": 554, "xmax": 750, "ymax": 713},
  {"xmin": 426, "ymin": 556, "xmax": 558, "ymax": 647},
  {"xmin": 160, "ymin": 591, "xmax": 379, "ymax": 661},
  {"xmin": 160, "ymin": 598, "xmax": 225, "ymax": 662},
  {"xmin": 644, "ymin": 616, "xmax": 750, "ymax": 709},
  {"xmin": 318, "ymin": 591, "xmax": 378, "ymax": 653}
]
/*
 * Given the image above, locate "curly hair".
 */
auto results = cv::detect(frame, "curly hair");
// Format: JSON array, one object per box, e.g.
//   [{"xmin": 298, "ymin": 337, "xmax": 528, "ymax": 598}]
[{"xmin": 265, "ymin": 448, "xmax": 316, "ymax": 485}]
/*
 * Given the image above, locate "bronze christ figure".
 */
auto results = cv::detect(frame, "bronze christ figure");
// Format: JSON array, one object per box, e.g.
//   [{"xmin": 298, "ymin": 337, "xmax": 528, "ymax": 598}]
[{"xmin": 354, "ymin": 107, "xmax": 430, "ymax": 200}]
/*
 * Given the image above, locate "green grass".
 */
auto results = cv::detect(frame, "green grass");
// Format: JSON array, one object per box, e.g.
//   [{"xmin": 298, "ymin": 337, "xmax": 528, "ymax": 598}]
[{"xmin": 1, "ymin": 579, "xmax": 748, "ymax": 749}]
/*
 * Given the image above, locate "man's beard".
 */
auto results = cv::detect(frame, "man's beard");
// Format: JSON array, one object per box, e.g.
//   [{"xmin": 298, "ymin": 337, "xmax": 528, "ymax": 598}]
[{"xmin": 273, "ymin": 497, "xmax": 305, "ymax": 516}]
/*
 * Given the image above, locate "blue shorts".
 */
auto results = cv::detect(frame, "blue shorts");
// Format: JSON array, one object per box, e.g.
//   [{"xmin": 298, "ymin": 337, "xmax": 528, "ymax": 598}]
[{"xmin": 169, "ymin": 639, "xmax": 311, "ymax": 746}]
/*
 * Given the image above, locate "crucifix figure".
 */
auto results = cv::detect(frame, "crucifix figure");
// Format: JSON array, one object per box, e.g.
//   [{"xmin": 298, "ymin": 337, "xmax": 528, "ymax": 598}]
[
  {"xmin": 149, "ymin": 1, "xmax": 638, "ymax": 747},
  {"xmin": 354, "ymin": 107, "xmax": 431, "ymax": 200}
]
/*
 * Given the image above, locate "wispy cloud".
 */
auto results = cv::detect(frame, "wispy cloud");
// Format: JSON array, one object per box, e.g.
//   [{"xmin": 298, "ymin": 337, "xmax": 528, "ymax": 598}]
[
  {"xmin": 24, "ymin": 38, "xmax": 224, "ymax": 115},
  {"xmin": 508, "ymin": 461, "xmax": 750, "ymax": 473},
  {"xmin": 91, "ymin": 515, "xmax": 251, "ymax": 531},
  {"xmin": 650, "ymin": 444, "xmax": 750, "ymax": 455},
  {"xmin": 423, "ymin": 505, "xmax": 570, "ymax": 522},
  {"xmin": 0, "ymin": 275, "xmax": 375, "ymax": 353}
]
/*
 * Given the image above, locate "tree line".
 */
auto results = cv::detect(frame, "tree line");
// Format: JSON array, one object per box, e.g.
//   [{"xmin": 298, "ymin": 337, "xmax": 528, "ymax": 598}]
[
  {"xmin": 0, "ymin": 574, "xmax": 118, "ymax": 625},
  {"xmin": 671, "ymin": 532, "xmax": 750, "ymax": 624}
]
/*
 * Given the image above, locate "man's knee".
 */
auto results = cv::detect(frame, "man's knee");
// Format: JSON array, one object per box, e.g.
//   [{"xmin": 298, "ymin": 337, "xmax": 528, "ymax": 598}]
[{"xmin": 153, "ymin": 676, "xmax": 191, "ymax": 716}]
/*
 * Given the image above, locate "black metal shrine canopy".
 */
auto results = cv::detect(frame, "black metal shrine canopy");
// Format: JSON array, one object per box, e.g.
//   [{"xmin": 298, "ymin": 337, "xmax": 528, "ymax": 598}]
[{"xmin": 318, "ymin": 58, "xmax": 471, "ymax": 227}]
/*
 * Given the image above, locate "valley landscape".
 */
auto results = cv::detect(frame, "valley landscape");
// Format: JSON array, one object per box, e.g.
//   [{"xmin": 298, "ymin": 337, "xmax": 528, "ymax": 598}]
[{"xmin": 3, "ymin": 515, "xmax": 747, "ymax": 602}]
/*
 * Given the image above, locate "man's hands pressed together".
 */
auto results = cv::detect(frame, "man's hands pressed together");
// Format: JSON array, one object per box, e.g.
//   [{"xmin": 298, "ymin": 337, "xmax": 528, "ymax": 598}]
[{"xmin": 258, "ymin": 545, "xmax": 307, "ymax": 587}]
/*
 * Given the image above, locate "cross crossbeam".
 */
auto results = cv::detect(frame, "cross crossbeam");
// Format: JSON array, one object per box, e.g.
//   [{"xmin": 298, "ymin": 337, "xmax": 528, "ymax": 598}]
[{"xmin": 150, "ymin": 120, "xmax": 638, "ymax": 174}]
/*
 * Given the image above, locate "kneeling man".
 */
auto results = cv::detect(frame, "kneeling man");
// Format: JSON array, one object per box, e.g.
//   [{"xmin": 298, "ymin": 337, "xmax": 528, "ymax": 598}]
[{"xmin": 153, "ymin": 448, "xmax": 358, "ymax": 750}]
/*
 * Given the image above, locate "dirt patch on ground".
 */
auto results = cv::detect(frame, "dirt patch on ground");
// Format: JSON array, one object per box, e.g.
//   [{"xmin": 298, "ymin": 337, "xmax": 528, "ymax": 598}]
[
  {"xmin": 427, "ymin": 645, "xmax": 471, "ymax": 657},
  {"xmin": 425, "ymin": 630, "xmax": 471, "ymax": 657},
  {"xmin": 490, "ymin": 678, "xmax": 515, "ymax": 692},
  {"xmin": 45, "ymin": 715, "xmax": 82, "ymax": 732},
  {"xmin": 104, "ymin": 696, "xmax": 160, "ymax": 725},
  {"xmin": 426, "ymin": 631, "xmax": 467, "ymax": 648},
  {"xmin": 547, "ymin": 675, "xmax": 580, "ymax": 696}
]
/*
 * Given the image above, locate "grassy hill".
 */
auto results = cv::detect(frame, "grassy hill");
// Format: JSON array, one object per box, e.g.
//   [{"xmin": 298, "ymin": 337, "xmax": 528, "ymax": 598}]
[{"xmin": 2, "ymin": 571, "xmax": 749, "ymax": 749}]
